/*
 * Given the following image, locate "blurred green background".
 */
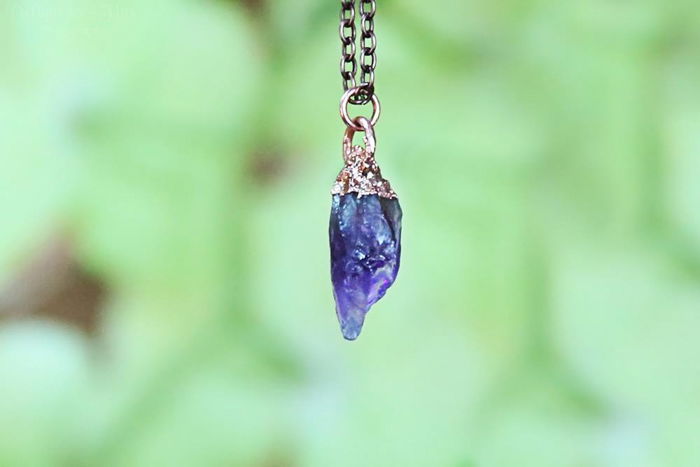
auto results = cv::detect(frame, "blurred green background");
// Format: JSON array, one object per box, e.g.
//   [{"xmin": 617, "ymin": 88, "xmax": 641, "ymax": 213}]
[{"xmin": 2, "ymin": 1, "xmax": 700, "ymax": 466}]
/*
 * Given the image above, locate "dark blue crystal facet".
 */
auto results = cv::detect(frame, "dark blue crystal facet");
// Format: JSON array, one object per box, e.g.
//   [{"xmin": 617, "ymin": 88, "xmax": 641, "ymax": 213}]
[{"xmin": 329, "ymin": 193, "xmax": 402, "ymax": 340}]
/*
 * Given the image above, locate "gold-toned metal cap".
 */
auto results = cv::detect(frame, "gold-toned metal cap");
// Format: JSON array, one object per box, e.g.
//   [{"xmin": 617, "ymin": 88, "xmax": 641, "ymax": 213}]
[{"xmin": 331, "ymin": 117, "xmax": 397, "ymax": 199}]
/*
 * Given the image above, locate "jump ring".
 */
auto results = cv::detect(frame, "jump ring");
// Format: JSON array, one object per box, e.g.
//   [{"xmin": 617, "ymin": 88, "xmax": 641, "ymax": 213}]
[{"xmin": 340, "ymin": 87, "xmax": 380, "ymax": 131}]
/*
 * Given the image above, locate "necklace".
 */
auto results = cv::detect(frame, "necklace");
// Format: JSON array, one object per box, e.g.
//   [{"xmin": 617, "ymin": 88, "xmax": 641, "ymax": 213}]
[{"xmin": 330, "ymin": 0, "xmax": 402, "ymax": 340}]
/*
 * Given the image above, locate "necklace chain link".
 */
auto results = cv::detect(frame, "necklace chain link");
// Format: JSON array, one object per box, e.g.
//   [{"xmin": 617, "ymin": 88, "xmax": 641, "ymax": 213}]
[{"xmin": 339, "ymin": 0, "xmax": 376, "ymax": 105}]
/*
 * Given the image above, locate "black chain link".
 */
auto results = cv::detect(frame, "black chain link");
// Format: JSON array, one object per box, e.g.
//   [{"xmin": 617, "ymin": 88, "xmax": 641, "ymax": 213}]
[{"xmin": 339, "ymin": 0, "xmax": 376, "ymax": 105}]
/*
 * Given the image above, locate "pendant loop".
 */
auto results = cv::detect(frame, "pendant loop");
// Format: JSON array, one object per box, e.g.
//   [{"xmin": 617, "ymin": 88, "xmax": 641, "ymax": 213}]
[
  {"xmin": 340, "ymin": 87, "xmax": 380, "ymax": 131},
  {"xmin": 343, "ymin": 116, "xmax": 376, "ymax": 159}
]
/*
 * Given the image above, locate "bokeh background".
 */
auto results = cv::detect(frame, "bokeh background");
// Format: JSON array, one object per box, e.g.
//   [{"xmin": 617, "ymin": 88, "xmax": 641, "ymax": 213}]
[{"xmin": 2, "ymin": 1, "xmax": 700, "ymax": 466}]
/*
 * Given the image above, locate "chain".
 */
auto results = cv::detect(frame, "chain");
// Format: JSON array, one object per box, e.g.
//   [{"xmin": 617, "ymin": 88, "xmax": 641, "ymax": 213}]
[{"xmin": 339, "ymin": 0, "xmax": 376, "ymax": 105}]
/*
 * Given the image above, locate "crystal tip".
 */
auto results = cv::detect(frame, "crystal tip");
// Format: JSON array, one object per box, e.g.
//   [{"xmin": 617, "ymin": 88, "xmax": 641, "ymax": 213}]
[{"xmin": 340, "ymin": 315, "xmax": 365, "ymax": 341}]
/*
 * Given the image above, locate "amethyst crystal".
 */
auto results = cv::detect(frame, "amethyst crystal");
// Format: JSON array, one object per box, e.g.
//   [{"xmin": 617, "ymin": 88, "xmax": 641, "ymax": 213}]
[
  {"xmin": 329, "ymin": 193, "xmax": 402, "ymax": 340},
  {"xmin": 329, "ymin": 118, "xmax": 402, "ymax": 340}
]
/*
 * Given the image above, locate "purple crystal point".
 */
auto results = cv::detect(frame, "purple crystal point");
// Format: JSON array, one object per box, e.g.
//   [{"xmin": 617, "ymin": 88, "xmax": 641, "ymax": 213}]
[{"xmin": 329, "ymin": 193, "xmax": 402, "ymax": 340}]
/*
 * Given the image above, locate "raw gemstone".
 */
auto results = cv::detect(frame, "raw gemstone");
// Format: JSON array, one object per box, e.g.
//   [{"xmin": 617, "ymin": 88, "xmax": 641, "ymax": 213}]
[{"xmin": 329, "ymin": 193, "xmax": 402, "ymax": 340}]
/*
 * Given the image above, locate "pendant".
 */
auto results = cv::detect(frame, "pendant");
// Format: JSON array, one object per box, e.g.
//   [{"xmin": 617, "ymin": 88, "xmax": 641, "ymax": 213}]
[{"xmin": 329, "ymin": 107, "xmax": 402, "ymax": 340}]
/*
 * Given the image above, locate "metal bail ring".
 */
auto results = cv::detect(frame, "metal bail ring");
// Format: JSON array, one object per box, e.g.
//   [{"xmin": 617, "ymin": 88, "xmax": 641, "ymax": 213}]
[
  {"xmin": 343, "ymin": 116, "xmax": 376, "ymax": 159},
  {"xmin": 340, "ymin": 87, "xmax": 380, "ymax": 131}
]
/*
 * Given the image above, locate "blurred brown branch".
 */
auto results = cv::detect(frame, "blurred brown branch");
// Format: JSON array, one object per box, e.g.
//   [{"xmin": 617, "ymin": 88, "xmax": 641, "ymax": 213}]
[{"xmin": 0, "ymin": 236, "xmax": 106, "ymax": 334}]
